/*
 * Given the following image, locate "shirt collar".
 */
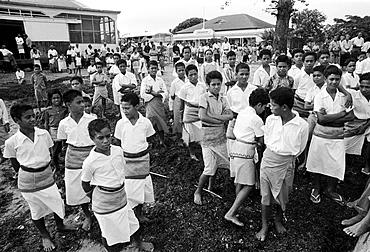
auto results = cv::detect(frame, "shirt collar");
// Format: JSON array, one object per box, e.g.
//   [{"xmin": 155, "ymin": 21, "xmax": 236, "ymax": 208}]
[
  {"xmin": 207, "ymin": 91, "xmax": 222, "ymax": 101},
  {"xmin": 122, "ymin": 112, "xmax": 144, "ymax": 124},
  {"xmin": 16, "ymin": 127, "xmax": 47, "ymax": 144},
  {"xmin": 321, "ymin": 88, "xmax": 345, "ymax": 98}
]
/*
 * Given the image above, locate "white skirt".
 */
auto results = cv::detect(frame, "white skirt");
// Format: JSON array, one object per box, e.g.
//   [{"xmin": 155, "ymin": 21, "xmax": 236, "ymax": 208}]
[
  {"xmin": 125, "ymin": 175, "xmax": 154, "ymax": 208},
  {"xmin": 344, "ymin": 127, "xmax": 370, "ymax": 155},
  {"xmin": 65, "ymin": 169, "xmax": 91, "ymax": 206},
  {"xmin": 22, "ymin": 184, "xmax": 65, "ymax": 220}
]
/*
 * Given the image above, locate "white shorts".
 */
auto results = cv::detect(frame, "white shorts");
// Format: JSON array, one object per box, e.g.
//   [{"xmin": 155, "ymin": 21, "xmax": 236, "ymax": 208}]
[
  {"xmin": 125, "ymin": 175, "xmax": 154, "ymax": 208},
  {"xmin": 65, "ymin": 169, "xmax": 91, "ymax": 206},
  {"xmin": 202, "ymin": 144, "xmax": 229, "ymax": 176}
]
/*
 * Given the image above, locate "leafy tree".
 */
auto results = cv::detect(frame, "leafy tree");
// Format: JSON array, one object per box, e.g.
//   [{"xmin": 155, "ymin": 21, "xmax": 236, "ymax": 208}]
[
  {"xmin": 172, "ymin": 17, "xmax": 205, "ymax": 34},
  {"xmin": 325, "ymin": 15, "xmax": 370, "ymax": 39},
  {"xmin": 261, "ymin": 28, "xmax": 275, "ymax": 42},
  {"xmin": 291, "ymin": 9, "xmax": 327, "ymax": 42}
]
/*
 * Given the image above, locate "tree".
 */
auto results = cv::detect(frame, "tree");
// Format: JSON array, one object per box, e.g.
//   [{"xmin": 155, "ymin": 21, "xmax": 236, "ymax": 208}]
[
  {"xmin": 291, "ymin": 9, "xmax": 326, "ymax": 43},
  {"xmin": 172, "ymin": 17, "xmax": 205, "ymax": 34},
  {"xmin": 261, "ymin": 28, "xmax": 275, "ymax": 42},
  {"xmin": 325, "ymin": 15, "xmax": 370, "ymax": 39}
]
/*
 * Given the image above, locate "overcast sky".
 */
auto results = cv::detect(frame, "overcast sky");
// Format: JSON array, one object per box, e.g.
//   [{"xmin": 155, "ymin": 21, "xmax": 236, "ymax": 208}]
[{"xmin": 77, "ymin": 0, "xmax": 370, "ymax": 35}]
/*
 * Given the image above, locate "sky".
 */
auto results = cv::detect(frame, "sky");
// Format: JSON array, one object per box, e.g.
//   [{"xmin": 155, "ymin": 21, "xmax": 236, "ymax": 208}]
[{"xmin": 77, "ymin": 0, "xmax": 370, "ymax": 36}]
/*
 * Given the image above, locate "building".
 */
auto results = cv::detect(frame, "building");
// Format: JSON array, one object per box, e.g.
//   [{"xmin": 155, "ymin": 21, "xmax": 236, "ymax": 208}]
[
  {"xmin": 173, "ymin": 13, "xmax": 274, "ymax": 45},
  {"xmin": 0, "ymin": 0, "xmax": 120, "ymax": 60}
]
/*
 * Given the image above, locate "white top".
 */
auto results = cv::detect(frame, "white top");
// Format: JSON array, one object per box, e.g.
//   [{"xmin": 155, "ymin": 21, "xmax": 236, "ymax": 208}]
[
  {"xmin": 362, "ymin": 42, "xmax": 370, "ymax": 53},
  {"xmin": 252, "ymin": 65, "xmax": 277, "ymax": 88},
  {"xmin": 305, "ymin": 84, "xmax": 327, "ymax": 103},
  {"xmin": 349, "ymin": 89, "xmax": 370, "ymax": 120},
  {"xmin": 0, "ymin": 99, "xmax": 9, "ymax": 124},
  {"xmin": 4, "ymin": 128, "xmax": 53, "ymax": 168},
  {"xmin": 233, "ymin": 106, "xmax": 264, "ymax": 142},
  {"xmin": 15, "ymin": 37, "xmax": 24, "ymax": 45},
  {"xmin": 172, "ymin": 58, "xmax": 198, "ymax": 77},
  {"xmin": 221, "ymin": 42, "xmax": 231, "ymax": 55},
  {"xmin": 199, "ymin": 61, "xmax": 220, "ymax": 83},
  {"xmin": 16, "ymin": 70, "xmax": 25, "ymax": 80},
  {"xmin": 351, "ymin": 37, "xmax": 364, "ymax": 47},
  {"xmin": 226, "ymin": 83, "xmax": 258, "ymax": 113},
  {"xmin": 87, "ymin": 65, "xmax": 97, "ymax": 75},
  {"xmin": 356, "ymin": 58, "xmax": 370, "ymax": 75},
  {"xmin": 57, "ymin": 113, "xmax": 96, "ymax": 147},
  {"xmin": 340, "ymin": 72, "xmax": 360, "ymax": 89},
  {"xmin": 313, "ymin": 88, "xmax": 347, "ymax": 114},
  {"xmin": 287, "ymin": 65, "xmax": 302, "ymax": 79},
  {"xmin": 264, "ymin": 113, "xmax": 309, "ymax": 156},
  {"xmin": 109, "ymin": 65, "xmax": 121, "ymax": 75},
  {"xmin": 81, "ymin": 145, "xmax": 125, "ymax": 187},
  {"xmin": 48, "ymin": 49, "xmax": 58, "ymax": 58},
  {"xmin": 112, "ymin": 71, "xmax": 137, "ymax": 105},
  {"xmin": 114, "ymin": 113, "xmax": 155, "ymax": 153},
  {"xmin": 170, "ymin": 77, "xmax": 185, "ymax": 97},
  {"xmin": 178, "ymin": 81, "xmax": 207, "ymax": 105},
  {"xmin": 294, "ymin": 69, "xmax": 315, "ymax": 100},
  {"xmin": 140, "ymin": 75, "xmax": 168, "ymax": 103}
]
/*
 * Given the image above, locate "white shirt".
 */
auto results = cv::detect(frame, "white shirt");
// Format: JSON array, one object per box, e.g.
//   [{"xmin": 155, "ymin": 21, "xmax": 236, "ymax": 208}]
[
  {"xmin": 57, "ymin": 113, "xmax": 96, "ymax": 147},
  {"xmin": 178, "ymin": 81, "xmax": 207, "ymax": 105},
  {"xmin": 294, "ymin": 69, "xmax": 315, "ymax": 100},
  {"xmin": 114, "ymin": 113, "xmax": 155, "ymax": 153},
  {"xmin": 226, "ymin": 83, "xmax": 258, "ymax": 113},
  {"xmin": 109, "ymin": 65, "xmax": 121, "ymax": 76},
  {"xmin": 170, "ymin": 77, "xmax": 186, "ymax": 97},
  {"xmin": 357, "ymin": 58, "xmax": 370, "ymax": 75},
  {"xmin": 112, "ymin": 71, "xmax": 137, "ymax": 105},
  {"xmin": 264, "ymin": 113, "xmax": 309, "ymax": 156},
  {"xmin": 16, "ymin": 70, "xmax": 25, "ymax": 80},
  {"xmin": 340, "ymin": 72, "xmax": 360, "ymax": 89},
  {"xmin": 199, "ymin": 61, "xmax": 220, "ymax": 83},
  {"xmin": 15, "ymin": 37, "xmax": 24, "ymax": 46},
  {"xmin": 233, "ymin": 107, "xmax": 264, "ymax": 142},
  {"xmin": 287, "ymin": 65, "xmax": 302, "ymax": 79},
  {"xmin": 314, "ymin": 88, "xmax": 347, "ymax": 114},
  {"xmin": 362, "ymin": 42, "xmax": 370, "ymax": 53},
  {"xmin": 0, "ymin": 99, "xmax": 9, "ymax": 124},
  {"xmin": 349, "ymin": 89, "xmax": 370, "ymax": 120},
  {"xmin": 305, "ymin": 84, "xmax": 327, "ymax": 103},
  {"xmin": 140, "ymin": 75, "xmax": 168, "ymax": 103},
  {"xmin": 4, "ymin": 128, "xmax": 53, "ymax": 168},
  {"xmin": 252, "ymin": 65, "xmax": 277, "ymax": 88},
  {"xmin": 351, "ymin": 37, "xmax": 364, "ymax": 47},
  {"xmin": 81, "ymin": 145, "xmax": 125, "ymax": 188},
  {"xmin": 172, "ymin": 58, "xmax": 198, "ymax": 77},
  {"xmin": 48, "ymin": 49, "xmax": 58, "ymax": 58}
]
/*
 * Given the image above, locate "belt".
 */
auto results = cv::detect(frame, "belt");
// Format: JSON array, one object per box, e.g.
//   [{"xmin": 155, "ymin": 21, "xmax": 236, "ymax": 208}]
[
  {"xmin": 202, "ymin": 124, "xmax": 223, "ymax": 128},
  {"xmin": 68, "ymin": 144, "xmax": 95, "ymax": 148},
  {"xmin": 98, "ymin": 183, "xmax": 124, "ymax": 192},
  {"xmin": 236, "ymin": 139, "xmax": 256, "ymax": 145},
  {"xmin": 20, "ymin": 162, "xmax": 50, "ymax": 173},
  {"xmin": 185, "ymin": 102, "xmax": 198, "ymax": 108},
  {"xmin": 123, "ymin": 149, "xmax": 149, "ymax": 158}
]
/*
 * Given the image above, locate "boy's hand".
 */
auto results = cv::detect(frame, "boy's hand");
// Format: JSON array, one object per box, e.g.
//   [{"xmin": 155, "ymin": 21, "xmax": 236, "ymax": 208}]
[
  {"xmin": 345, "ymin": 94, "xmax": 353, "ymax": 108},
  {"xmin": 4, "ymin": 123, "xmax": 10, "ymax": 133},
  {"xmin": 319, "ymin": 108, "xmax": 327, "ymax": 115},
  {"xmin": 356, "ymin": 125, "xmax": 368, "ymax": 135}
]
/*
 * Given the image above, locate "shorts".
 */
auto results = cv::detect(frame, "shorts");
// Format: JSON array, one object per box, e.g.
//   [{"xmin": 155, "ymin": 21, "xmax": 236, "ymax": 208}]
[
  {"xmin": 202, "ymin": 144, "xmax": 229, "ymax": 176},
  {"xmin": 92, "ymin": 86, "xmax": 108, "ymax": 107}
]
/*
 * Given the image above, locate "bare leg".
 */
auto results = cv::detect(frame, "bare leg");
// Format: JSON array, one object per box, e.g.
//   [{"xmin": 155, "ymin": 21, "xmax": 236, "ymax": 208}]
[
  {"xmin": 225, "ymin": 184, "xmax": 253, "ymax": 227},
  {"xmin": 312, "ymin": 173, "xmax": 321, "ymax": 198},
  {"xmin": 326, "ymin": 176, "xmax": 339, "ymax": 196},
  {"xmin": 344, "ymin": 209, "xmax": 370, "ymax": 237},
  {"xmin": 134, "ymin": 204, "xmax": 149, "ymax": 223},
  {"xmin": 208, "ymin": 175, "xmax": 216, "ymax": 192},
  {"xmin": 131, "ymin": 228, "xmax": 154, "ymax": 252},
  {"xmin": 194, "ymin": 174, "xmax": 210, "ymax": 205},
  {"xmin": 54, "ymin": 213, "xmax": 79, "ymax": 232},
  {"xmin": 342, "ymin": 212, "xmax": 366, "ymax": 226},
  {"xmin": 32, "ymin": 217, "xmax": 55, "ymax": 251},
  {"xmin": 274, "ymin": 205, "xmax": 287, "ymax": 234},
  {"xmin": 256, "ymin": 204, "xmax": 270, "ymax": 241},
  {"xmin": 189, "ymin": 142, "xmax": 198, "ymax": 161},
  {"xmin": 363, "ymin": 142, "xmax": 370, "ymax": 173},
  {"xmin": 102, "ymin": 98, "xmax": 106, "ymax": 118},
  {"xmin": 235, "ymin": 183, "xmax": 242, "ymax": 195},
  {"xmin": 158, "ymin": 130, "xmax": 165, "ymax": 145},
  {"xmin": 81, "ymin": 203, "xmax": 92, "ymax": 231}
]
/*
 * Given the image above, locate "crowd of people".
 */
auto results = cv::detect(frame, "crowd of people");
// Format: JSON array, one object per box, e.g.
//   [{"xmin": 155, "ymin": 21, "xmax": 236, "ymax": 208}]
[{"xmin": 2, "ymin": 32, "xmax": 370, "ymax": 251}]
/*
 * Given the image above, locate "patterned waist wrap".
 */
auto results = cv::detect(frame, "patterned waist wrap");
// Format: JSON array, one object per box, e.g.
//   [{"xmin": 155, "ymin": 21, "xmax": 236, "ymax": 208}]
[
  {"xmin": 313, "ymin": 124, "xmax": 344, "ymax": 139},
  {"xmin": 65, "ymin": 144, "xmax": 94, "ymax": 169},
  {"xmin": 18, "ymin": 163, "xmax": 54, "ymax": 193},
  {"xmin": 123, "ymin": 149, "xmax": 150, "ymax": 179},
  {"xmin": 92, "ymin": 184, "xmax": 127, "ymax": 215}
]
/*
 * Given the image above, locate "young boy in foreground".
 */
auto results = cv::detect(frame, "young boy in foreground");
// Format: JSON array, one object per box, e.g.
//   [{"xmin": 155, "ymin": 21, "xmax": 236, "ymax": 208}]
[
  {"xmin": 256, "ymin": 87, "xmax": 309, "ymax": 242},
  {"xmin": 4, "ymin": 104, "xmax": 77, "ymax": 251},
  {"xmin": 82, "ymin": 119, "xmax": 154, "ymax": 252},
  {"xmin": 194, "ymin": 70, "xmax": 233, "ymax": 205}
]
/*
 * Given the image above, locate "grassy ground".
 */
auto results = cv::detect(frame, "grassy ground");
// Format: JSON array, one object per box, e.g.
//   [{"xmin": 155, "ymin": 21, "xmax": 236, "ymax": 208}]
[{"xmin": 0, "ymin": 64, "xmax": 364, "ymax": 251}]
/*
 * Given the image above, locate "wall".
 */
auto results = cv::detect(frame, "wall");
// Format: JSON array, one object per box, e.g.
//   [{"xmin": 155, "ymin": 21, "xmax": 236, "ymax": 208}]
[{"xmin": 24, "ymin": 19, "xmax": 69, "ymax": 42}]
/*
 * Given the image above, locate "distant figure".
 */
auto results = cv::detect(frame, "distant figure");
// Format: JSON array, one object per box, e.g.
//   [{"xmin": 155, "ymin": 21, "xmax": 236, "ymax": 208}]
[
  {"xmin": 23, "ymin": 34, "xmax": 32, "ymax": 59},
  {"xmin": 31, "ymin": 64, "xmax": 47, "ymax": 113},
  {"xmin": 15, "ymin": 34, "xmax": 25, "ymax": 59},
  {"xmin": 30, "ymin": 44, "xmax": 42, "ymax": 70},
  {"xmin": 15, "ymin": 66, "xmax": 26, "ymax": 85}
]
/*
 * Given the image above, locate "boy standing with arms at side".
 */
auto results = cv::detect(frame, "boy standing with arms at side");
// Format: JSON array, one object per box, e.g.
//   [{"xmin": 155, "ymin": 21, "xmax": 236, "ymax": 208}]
[
  {"xmin": 4, "ymin": 104, "xmax": 77, "ymax": 251},
  {"xmin": 114, "ymin": 93, "xmax": 156, "ymax": 223},
  {"xmin": 31, "ymin": 64, "xmax": 47, "ymax": 113},
  {"xmin": 256, "ymin": 88, "xmax": 308, "ymax": 242},
  {"xmin": 57, "ymin": 90, "xmax": 96, "ymax": 231},
  {"xmin": 194, "ymin": 70, "xmax": 233, "ymax": 205},
  {"xmin": 252, "ymin": 49, "xmax": 277, "ymax": 88},
  {"xmin": 222, "ymin": 51, "xmax": 237, "ymax": 94},
  {"xmin": 91, "ymin": 61, "xmax": 110, "ymax": 118},
  {"xmin": 287, "ymin": 48, "xmax": 304, "ymax": 79}
]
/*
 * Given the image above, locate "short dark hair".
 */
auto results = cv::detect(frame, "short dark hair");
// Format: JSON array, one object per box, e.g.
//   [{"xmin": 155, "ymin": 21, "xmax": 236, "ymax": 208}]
[
  {"xmin": 276, "ymin": 55, "xmax": 292, "ymax": 67},
  {"xmin": 182, "ymin": 46, "xmax": 191, "ymax": 54},
  {"xmin": 48, "ymin": 89, "xmax": 63, "ymax": 105},
  {"xmin": 259, "ymin": 49, "xmax": 272, "ymax": 58},
  {"xmin": 88, "ymin": 119, "xmax": 111, "ymax": 139},
  {"xmin": 113, "ymin": 53, "xmax": 121, "ymax": 59},
  {"xmin": 312, "ymin": 65, "xmax": 326, "ymax": 74},
  {"xmin": 116, "ymin": 59, "xmax": 127, "ymax": 66},
  {"xmin": 34, "ymin": 64, "xmax": 41, "ymax": 69},
  {"xmin": 269, "ymin": 87, "xmax": 294, "ymax": 109},
  {"xmin": 205, "ymin": 70, "xmax": 223, "ymax": 85},
  {"xmin": 185, "ymin": 64, "xmax": 198, "ymax": 75},
  {"xmin": 359, "ymin": 51, "xmax": 367, "ymax": 57},
  {"xmin": 344, "ymin": 58, "xmax": 356, "ymax": 66},
  {"xmin": 227, "ymin": 51, "xmax": 236, "ymax": 58},
  {"xmin": 70, "ymin": 76, "xmax": 83, "ymax": 84},
  {"xmin": 360, "ymin": 72, "xmax": 370, "ymax": 83},
  {"xmin": 291, "ymin": 48, "xmax": 305, "ymax": 57},
  {"xmin": 324, "ymin": 65, "xmax": 342, "ymax": 78},
  {"xmin": 175, "ymin": 61, "xmax": 185, "ymax": 70},
  {"xmin": 121, "ymin": 92, "xmax": 140, "ymax": 106},
  {"xmin": 83, "ymin": 96, "xmax": 92, "ymax": 104},
  {"xmin": 249, "ymin": 88, "xmax": 269, "ymax": 107},
  {"xmin": 317, "ymin": 49, "xmax": 330, "ymax": 59},
  {"xmin": 148, "ymin": 60, "xmax": 158, "ymax": 67},
  {"xmin": 95, "ymin": 61, "xmax": 103, "ymax": 67},
  {"xmin": 10, "ymin": 103, "xmax": 33, "ymax": 121},
  {"xmin": 236, "ymin": 62, "xmax": 250, "ymax": 73},
  {"xmin": 63, "ymin": 89, "xmax": 82, "ymax": 104},
  {"xmin": 303, "ymin": 51, "xmax": 317, "ymax": 62}
]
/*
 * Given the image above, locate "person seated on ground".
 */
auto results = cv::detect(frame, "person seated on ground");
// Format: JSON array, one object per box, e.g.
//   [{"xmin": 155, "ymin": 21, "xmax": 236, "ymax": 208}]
[{"xmin": 16, "ymin": 67, "xmax": 26, "ymax": 85}]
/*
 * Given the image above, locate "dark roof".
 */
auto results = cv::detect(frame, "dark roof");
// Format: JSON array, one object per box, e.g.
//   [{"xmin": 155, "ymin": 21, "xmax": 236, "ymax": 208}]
[
  {"xmin": 2, "ymin": 0, "xmax": 120, "ymax": 14},
  {"xmin": 176, "ymin": 13, "xmax": 274, "ymax": 34}
]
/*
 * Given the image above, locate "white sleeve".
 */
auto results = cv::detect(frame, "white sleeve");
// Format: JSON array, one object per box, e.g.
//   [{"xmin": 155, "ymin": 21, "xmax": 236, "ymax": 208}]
[
  {"xmin": 114, "ymin": 120, "xmax": 123, "ymax": 140},
  {"xmin": 57, "ymin": 121, "xmax": 67, "ymax": 140},
  {"xmin": 0, "ymin": 100, "xmax": 9, "ymax": 124},
  {"xmin": 140, "ymin": 78, "xmax": 154, "ymax": 102}
]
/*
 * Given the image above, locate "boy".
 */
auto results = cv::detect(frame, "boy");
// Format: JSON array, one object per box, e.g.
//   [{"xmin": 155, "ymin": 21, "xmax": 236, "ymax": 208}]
[
  {"xmin": 307, "ymin": 65, "xmax": 355, "ymax": 206},
  {"xmin": 31, "ymin": 64, "xmax": 47, "ymax": 113},
  {"xmin": 16, "ymin": 66, "xmax": 26, "ymax": 85},
  {"xmin": 70, "ymin": 76, "xmax": 90, "ymax": 98},
  {"xmin": 265, "ymin": 55, "xmax": 294, "ymax": 93},
  {"xmin": 4, "ymin": 104, "xmax": 77, "ymax": 251},
  {"xmin": 91, "ymin": 61, "xmax": 110, "ymax": 117},
  {"xmin": 194, "ymin": 70, "xmax": 233, "ymax": 205},
  {"xmin": 114, "ymin": 93, "xmax": 156, "ymax": 223},
  {"xmin": 87, "ymin": 59, "xmax": 97, "ymax": 83},
  {"xmin": 287, "ymin": 48, "xmax": 304, "ymax": 79},
  {"xmin": 341, "ymin": 58, "xmax": 360, "ymax": 89},
  {"xmin": 317, "ymin": 49, "xmax": 331, "ymax": 68},
  {"xmin": 222, "ymin": 51, "xmax": 237, "ymax": 94},
  {"xmin": 355, "ymin": 51, "xmax": 367, "ymax": 76},
  {"xmin": 178, "ymin": 64, "xmax": 207, "ymax": 161},
  {"xmin": 57, "ymin": 90, "xmax": 96, "ymax": 231},
  {"xmin": 82, "ymin": 119, "xmax": 154, "ymax": 252},
  {"xmin": 256, "ymin": 88, "xmax": 308, "ymax": 242},
  {"xmin": 140, "ymin": 60, "xmax": 168, "ymax": 146},
  {"xmin": 75, "ymin": 52, "xmax": 82, "ymax": 76},
  {"xmin": 169, "ymin": 62, "xmax": 186, "ymax": 145},
  {"xmin": 224, "ymin": 88, "xmax": 269, "ymax": 226},
  {"xmin": 109, "ymin": 53, "xmax": 121, "ymax": 79},
  {"xmin": 304, "ymin": 66, "xmax": 327, "ymax": 111},
  {"xmin": 83, "ymin": 97, "xmax": 97, "ymax": 118},
  {"xmin": 252, "ymin": 49, "xmax": 277, "ymax": 88}
]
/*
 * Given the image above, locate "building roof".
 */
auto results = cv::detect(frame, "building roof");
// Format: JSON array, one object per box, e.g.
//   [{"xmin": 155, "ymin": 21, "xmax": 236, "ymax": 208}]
[
  {"xmin": 176, "ymin": 13, "xmax": 274, "ymax": 34},
  {"xmin": 1, "ymin": 0, "xmax": 120, "ymax": 14}
]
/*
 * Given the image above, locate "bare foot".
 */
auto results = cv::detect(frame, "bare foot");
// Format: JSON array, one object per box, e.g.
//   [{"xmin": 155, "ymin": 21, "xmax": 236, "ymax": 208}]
[
  {"xmin": 343, "ymin": 220, "xmax": 370, "ymax": 237},
  {"xmin": 256, "ymin": 226, "xmax": 268, "ymax": 241},
  {"xmin": 82, "ymin": 217, "xmax": 92, "ymax": 231},
  {"xmin": 194, "ymin": 192, "xmax": 202, "ymax": 205},
  {"xmin": 57, "ymin": 223, "xmax": 80, "ymax": 232},
  {"xmin": 346, "ymin": 199, "xmax": 359, "ymax": 208},
  {"xmin": 42, "ymin": 237, "xmax": 55, "ymax": 251},
  {"xmin": 190, "ymin": 155, "xmax": 199, "ymax": 161},
  {"xmin": 224, "ymin": 214, "xmax": 244, "ymax": 227},
  {"xmin": 138, "ymin": 241, "xmax": 154, "ymax": 252},
  {"xmin": 274, "ymin": 221, "xmax": 287, "ymax": 234},
  {"xmin": 341, "ymin": 214, "xmax": 365, "ymax": 226}
]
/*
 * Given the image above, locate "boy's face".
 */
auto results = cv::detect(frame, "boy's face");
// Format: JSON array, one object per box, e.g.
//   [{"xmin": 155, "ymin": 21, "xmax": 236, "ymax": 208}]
[
  {"xmin": 228, "ymin": 55, "xmax": 236, "ymax": 67},
  {"xmin": 236, "ymin": 68, "xmax": 250, "ymax": 84},
  {"xmin": 121, "ymin": 101, "xmax": 137, "ymax": 119},
  {"xmin": 187, "ymin": 69, "xmax": 198, "ymax": 84},
  {"xmin": 92, "ymin": 127, "xmax": 111, "ymax": 153},
  {"xmin": 51, "ymin": 93, "xmax": 61, "ymax": 106},
  {"xmin": 68, "ymin": 96, "xmax": 84, "ymax": 114},
  {"xmin": 119, "ymin": 63, "xmax": 126, "ymax": 74},
  {"xmin": 176, "ymin": 66, "xmax": 185, "ymax": 79},
  {"xmin": 90, "ymin": 60, "xmax": 95, "ymax": 66},
  {"xmin": 312, "ymin": 71, "xmax": 325, "ymax": 85},
  {"xmin": 277, "ymin": 62, "xmax": 289, "ymax": 77},
  {"xmin": 304, "ymin": 55, "xmax": 316, "ymax": 71},
  {"xmin": 261, "ymin": 55, "xmax": 271, "ymax": 66},
  {"xmin": 319, "ymin": 54, "xmax": 330, "ymax": 67},
  {"xmin": 205, "ymin": 51, "xmax": 213, "ymax": 60},
  {"xmin": 15, "ymin": 109, "xmax": 35, "ymax": 130},
  {"xmin": 207, "ymin": 78, "xmax": 222, "ymax": 96},
  {"xmin": 358, "ymin": 54, "xmax": 366, "ymax": 62},
  {"xmin": 293, "ymin": 52, "xmax": 303, "ymax": 65},
  {"xmin": 360, "ymin": 80, "xmax": 370, "ymax": 98},
  {"xmin": 71, "ymin": 80, "xmax": 82, "ymax": 91},
  {"xmin": 84, "ymin": 102, "xmax": 92, "ymax": 114},
  {"xmin": 149, "ymin": 65, "xmax": 158, "ymax": 76},
  {"xmin": 34, "ymin": 67, "xmax": 41, "ymax": 74},
  {"xmin": 183, "ymin": 49, "xmax": 191, "ymax": 60},
  {"xmin": 96, "ymin": 65, "xmax": 103, "ymax": 73},
  {"xmin": 346, "ymin": 61, "xmax": 356, "ymax": 73},
  {"xmin": 113, "ymin": 55, "xmax": 120, "ymax": 63},
  {"xmin": 326, "ymin": 74, "xmax": 341, "ymax": 91},
  {"xmin": 255, "ymin": 103, "xmax": 267, "ymax": 115},
  {"xmin": 270, "ymin": 99, "xmax": 285, "ymax": 116}
]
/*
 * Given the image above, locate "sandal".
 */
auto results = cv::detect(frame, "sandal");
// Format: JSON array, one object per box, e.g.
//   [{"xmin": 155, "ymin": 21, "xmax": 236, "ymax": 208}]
[
  {"xmin": 310, "ymin": 189, "xmax": 321, "ymax": 204},
  {"xmin": 324, "ymin": 192, "xmax": 346, "ymax": 206}
]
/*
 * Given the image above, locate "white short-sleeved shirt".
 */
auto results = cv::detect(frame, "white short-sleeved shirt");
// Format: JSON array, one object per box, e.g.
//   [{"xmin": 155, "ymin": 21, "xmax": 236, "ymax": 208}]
[
  {"xmin": 226, "ymin": 83, "xmax": 258, "ymax": 114},
  {"xmin": 16, "ymin": 70, "xmax": 25, "ymax": 80},
  {"xmin": 252, "ymin": 65, "xmax": 277, "ymax": 88},
  {"xmin": 4, "ymin": 128, "xmax": 53, "ymax": 168},
  {"xmin": 112, "ymin": 72, "xmax": 137, "ymax": 105},
  {"xmin": 178, "ymin": 81, "xmax": 207, "ymax": 105},
  {"xmin": 57, "ymin": 113, "xmax": 95, "ymax": 147},
  {"xmin": 170, "ymin": 77, "xmax": 185, "ymax": 97},
  {"xmin": 287, "ymin": 65, "xmax": 302, "ymax": 79},
  {"xmin": 264, "ymin": 113, "xmax": 309, "ymax": 156},
  {"xmin": 140, "ymin": 75, "xmax": 168, "ymax": 103},
  {"xmin": 294, "ymin": 69, "xmax": 315, "ymax": 100},
  {"xmin": 357, "ymin": 58, "xmax": 370, "ymax": 75},
  {"xmin": 349, "ymin": 89, "xmax": 370, "ymax": 120},
  {"xmin": 313, "ymin": 88, "xmax": 347, "ymax": 114},
  {"xmin": 81, "ymin": 145, "xmax": 125, "ymax": 188},
  {"xmin": 340, "ymin": 72, "xmax": 360, "ymax": 89},
  {"xmin": 114, "ymin": 113, "xmax": 155, "ymax": 153},
  {"xmin": 233, "ymin": 107, "xmax": 264, "ymax": 142},
  {"xmin": 199, "ymin": 61, "xmax": 220, "ymax": 83},
  {"xmin": 109, "ymin": 65, "xmax": 121, "ymax": 75},
  {"xmin": 172, "ymin": 58, "xmax": 198, "ymax": 77},
  {"xmin": 304, "ymin": 84, "xmax": 326, "ymax": 103}
]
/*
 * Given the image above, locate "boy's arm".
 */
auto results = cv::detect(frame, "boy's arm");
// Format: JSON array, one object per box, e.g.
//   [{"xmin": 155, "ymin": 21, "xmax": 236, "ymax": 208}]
[
  {"xmin": 10, "ymin": 158, "xmax": 20, "ymax": 173},
  {"xmin": 316, "ymin": 110, "xmax": 347, "ymax": 124},
  {"xmin": 81, "ymin": 181, "xmax": 94, "ymax": 198},
  {"xmin": 356, "ymin": 119, "xmax": 370, "ymax": 135},
  {"xmin": 44, "ymin": 111, "xmax": 50, "ymax": 131},
  {"xmin": 338, "ymin": 85, "xmax": 353, "ymax": 107},
  {"xmin": 199, "ymin": 107, "xmax": 223, "ymax": 124},
  {"xmin": 208, "ymin": 109, "xmax": 234, "ymax": 121}
]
